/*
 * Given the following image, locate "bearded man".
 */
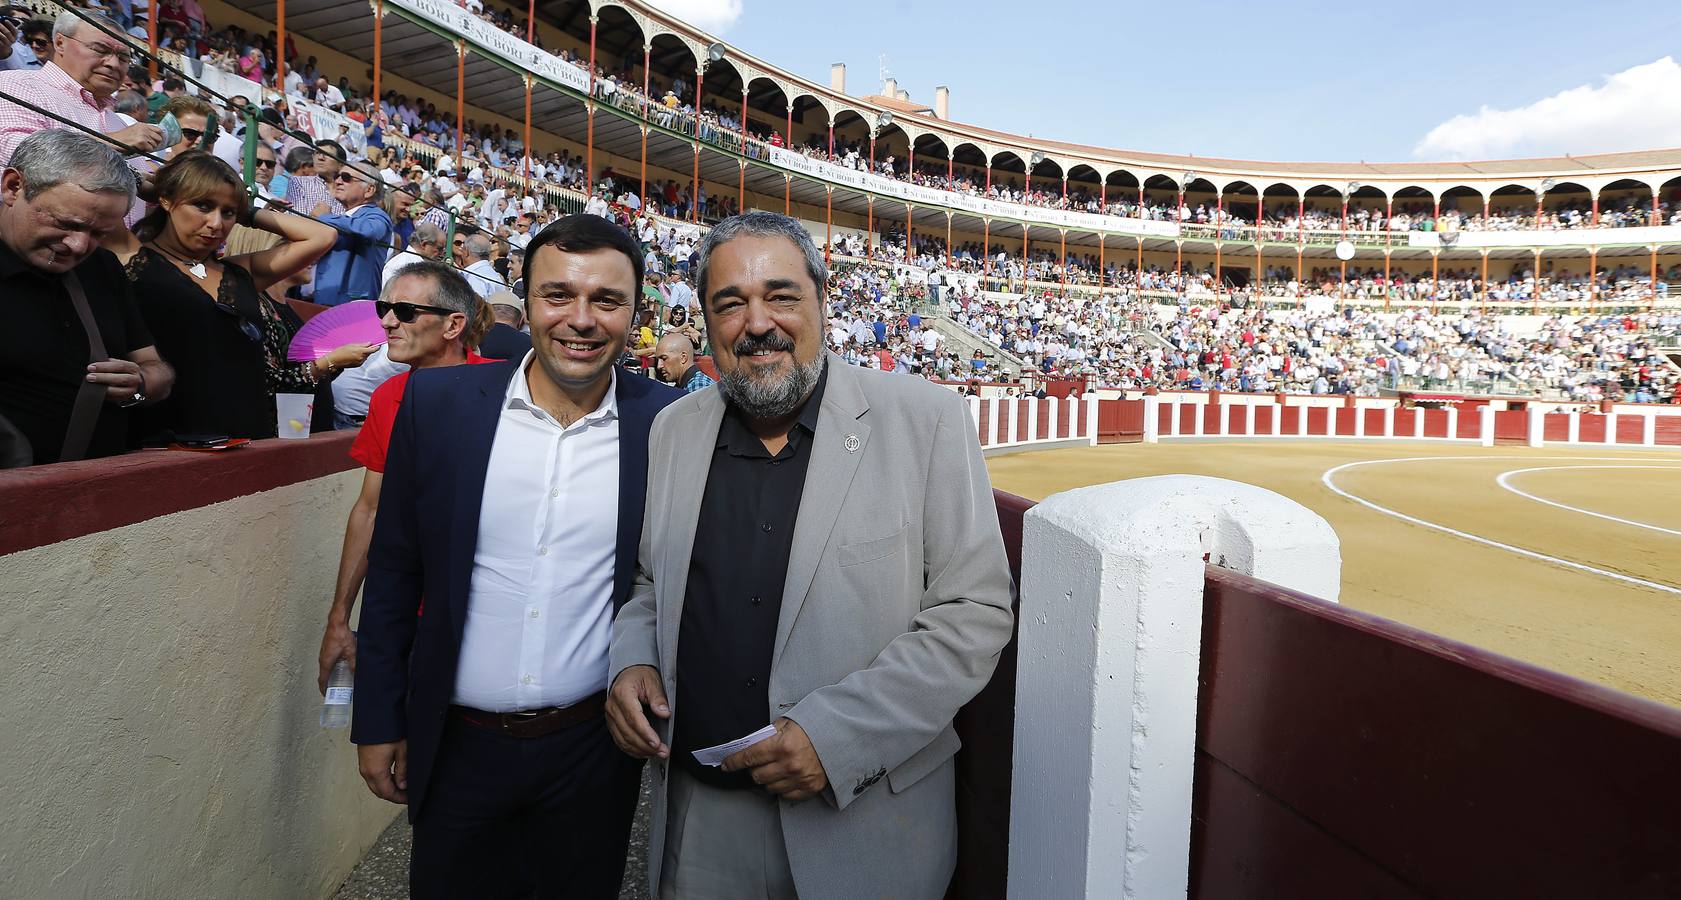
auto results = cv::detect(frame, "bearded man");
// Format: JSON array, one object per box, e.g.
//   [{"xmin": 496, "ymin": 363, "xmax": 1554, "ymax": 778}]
[{"xmin": 606, "ymin": 212, "xmax": 1014, "ymax": 899}]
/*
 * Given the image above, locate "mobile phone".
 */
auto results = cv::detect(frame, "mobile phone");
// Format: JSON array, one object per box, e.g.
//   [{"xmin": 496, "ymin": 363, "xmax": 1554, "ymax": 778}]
[{"xmin": 175, "ymin": 434, "xmax": 233, "ymax": 448}]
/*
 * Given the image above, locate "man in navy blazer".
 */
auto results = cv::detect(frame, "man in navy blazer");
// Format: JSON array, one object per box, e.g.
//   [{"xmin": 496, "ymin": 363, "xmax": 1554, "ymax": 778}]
[{"xmin": 352, "ymin": 214, "xmax": 680, "ymax": 898}]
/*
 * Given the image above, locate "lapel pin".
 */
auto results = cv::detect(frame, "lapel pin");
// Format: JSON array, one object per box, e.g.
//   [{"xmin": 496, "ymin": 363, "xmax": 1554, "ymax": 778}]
[{"xmin": 844, "ymin": 434, "xmax": 862, "ymax": 453}]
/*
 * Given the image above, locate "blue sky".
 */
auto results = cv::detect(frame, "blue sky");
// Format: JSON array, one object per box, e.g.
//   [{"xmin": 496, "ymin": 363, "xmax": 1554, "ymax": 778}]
[{"xmin": 658, "ymin": 0, "xmax": 1681, "ymax": 162}]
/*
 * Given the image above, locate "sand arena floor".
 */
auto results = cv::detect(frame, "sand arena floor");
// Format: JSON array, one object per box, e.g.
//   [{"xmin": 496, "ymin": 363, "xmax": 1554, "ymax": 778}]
[{"xmin": 986, "ymin": 441, "xmax": 1681, "ymax": 708}]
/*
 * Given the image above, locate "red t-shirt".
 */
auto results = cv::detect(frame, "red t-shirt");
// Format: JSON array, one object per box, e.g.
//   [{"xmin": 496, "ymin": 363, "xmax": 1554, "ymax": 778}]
[{"xmin": 349, "ymin": 352, "xmax": 496, "ymax": 473}]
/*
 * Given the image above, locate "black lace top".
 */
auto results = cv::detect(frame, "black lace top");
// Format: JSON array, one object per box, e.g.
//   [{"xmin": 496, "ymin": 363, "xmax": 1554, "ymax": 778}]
[{"xmin": 124, "ymin": 247, "xmax": 317, "ymax": 440}]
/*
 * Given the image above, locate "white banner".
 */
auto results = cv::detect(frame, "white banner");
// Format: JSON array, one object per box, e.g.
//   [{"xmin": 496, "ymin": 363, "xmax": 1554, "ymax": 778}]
[
  {"xmin": 1408, "ymin": 224, "xmax": 1681, "ymax": 250},
  {"xmin": 386, "ymin": 0, "xmax": 589, "ymax": 94}
]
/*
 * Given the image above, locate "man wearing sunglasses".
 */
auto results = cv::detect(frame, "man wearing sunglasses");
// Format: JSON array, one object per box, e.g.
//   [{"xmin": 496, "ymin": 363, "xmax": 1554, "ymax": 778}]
[
  {"xmin": 321, "ymin": 260, "xmax": 495, "ymax": 692},
  {"xmin": 353, "ymin": 215, "xmax": 680, "ymax": 898},
  {"xmin": 0, "ymin": 17, "xmax": 49, "ymax": 71},
  {"xmin": 311, "ymin": 168, "xmax": 393, "ymax": 306}
]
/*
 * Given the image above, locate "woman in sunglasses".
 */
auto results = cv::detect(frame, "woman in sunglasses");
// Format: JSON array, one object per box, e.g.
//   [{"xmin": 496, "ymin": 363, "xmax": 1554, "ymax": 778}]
[
  {"xmin": 108, "ymin": 151, "xmax": 376, "ymax": 442},
  {"xmin": 157, "ymin": 94, "xmax": 214, "ymax": 159}
]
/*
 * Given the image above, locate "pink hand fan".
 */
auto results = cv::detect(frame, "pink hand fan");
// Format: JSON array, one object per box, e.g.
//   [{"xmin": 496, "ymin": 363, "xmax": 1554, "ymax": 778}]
[{"xmin": 286, "ymin": 301, "xmax": 388, "ymax": 361}]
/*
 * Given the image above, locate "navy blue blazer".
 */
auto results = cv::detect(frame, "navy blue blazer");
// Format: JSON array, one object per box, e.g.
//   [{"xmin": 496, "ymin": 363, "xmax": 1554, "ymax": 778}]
[{"xmin": 350, "ymin": 358, "xmax": 680, "ymax": 818}]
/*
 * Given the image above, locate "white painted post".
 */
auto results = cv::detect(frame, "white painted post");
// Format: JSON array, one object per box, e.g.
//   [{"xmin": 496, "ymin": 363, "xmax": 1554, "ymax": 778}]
[
  {"xmin": 1214, "ymin": 395, "xmax": 1227, "ymax": 436},
  {"xmin": 1047, "ymin": 397, "xmax": 1060, "ymax": 440},
  {"xmin": 1191, "ymin": 398, "xmax": 1204, "ymax": 436},
  {"xmin": 1477, "ymin": 405, "xmax": 1494, "ymax": 447},
  {"xmin": 988, "ymin": 397, "xmax": 1001, "ymax": 447},
  {"xmin": 1604, "ymin": 412, "xmax": 1618, "ymax": 445},
  {"xmin": 967, "ymin": 397, "xmax": 981, "ymax": 438},
  {"xmin": 1527, "ymin": 408, "xmax": 1545, "ymax": 448},
  {"xmin": 1026, "ymin": 400, "xmax": 1040, "ymax": 446},
  {"xmin": 1644, "ymin": 413, "xmax": 1657, "ymax": 447},
  {"xmin": 1383, "ymin": 405, "xmax": 1395, "ymax": 438},
  {"xmin": 1244, "ymin": 402, "xmax": 1255, "ymax": 437},
  {"xmin": 1353, "ymin": 403, "xmax": 1366, "ymax": 438},
  {"xmin": 1169, "ymin": 401, "xmax": 1181, "ymax": 437},
  {"xmin": 1568, "ymin": 412, "xmax": 1580, "ymax": 444},
  {"xmin": 1085, "ymin": 397, "xmax": 1099, "ymax": 446},
  {"xmin": 1009, "ymin": 476, "xmax": 1342, "ymax": 900},
  {"xmin": 1448, "ymin": 405, "xmax": 1462, "ymax": 443},
  {"xmin": 1142, "ymin": 395, "xmax": 1159, "ymax": 443},
  {"xmin": 1271, "ymin": 398, "xmax": 1282, "ymax": 437},
  {"xmin": 1296, "ymin": 401, "xmax": 1309, "ymax": 437},
  {"xmin": 1413, "ymin": 407, "xmax": 1425, "ymax": 440}
]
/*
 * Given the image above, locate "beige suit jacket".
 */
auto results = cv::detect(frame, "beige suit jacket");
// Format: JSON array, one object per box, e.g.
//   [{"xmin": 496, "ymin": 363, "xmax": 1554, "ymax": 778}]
[{"xmin": 610, "ymin": 354, "xmax": 1015, "ymax": 900}]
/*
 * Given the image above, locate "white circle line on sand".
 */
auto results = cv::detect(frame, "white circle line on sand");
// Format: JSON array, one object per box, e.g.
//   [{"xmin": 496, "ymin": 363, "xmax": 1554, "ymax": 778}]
[
  {"xmin": 1496, "ymin": 466, "xmax": 1681, "ymax": 538},
  {"xmin": 1321, "ymin": 456, "xmax": 1681, "ymax": 597}
]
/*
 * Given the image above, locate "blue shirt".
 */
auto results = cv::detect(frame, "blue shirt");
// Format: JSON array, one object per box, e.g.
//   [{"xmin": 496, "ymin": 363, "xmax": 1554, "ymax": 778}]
[
  {"xmin": 871, "ymin": 321, "xmax": 887, "ymax": 343},
  {"xmin": 313, "ymin": 204, "xmax": 394, "ymax": 306}
]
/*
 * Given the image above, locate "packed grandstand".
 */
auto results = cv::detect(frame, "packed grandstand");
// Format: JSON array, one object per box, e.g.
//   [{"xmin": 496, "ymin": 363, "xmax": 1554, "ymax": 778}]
[{"xmin": 0, "ymin": 0, "xmax": 1676, "ymax": 404}]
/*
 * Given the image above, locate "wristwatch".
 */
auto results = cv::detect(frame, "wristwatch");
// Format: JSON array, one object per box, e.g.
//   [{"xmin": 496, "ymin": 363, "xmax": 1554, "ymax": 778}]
[{"xmin": 120, "ymin": 390, "xmax": 146, "ymax": 408}]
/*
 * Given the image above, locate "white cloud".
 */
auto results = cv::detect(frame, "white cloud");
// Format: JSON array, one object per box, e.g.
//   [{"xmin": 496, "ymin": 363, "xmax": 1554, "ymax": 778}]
[
  {"xmin": 1413, "ymin": 56, "xmax": 1681, "ymax": 160},
  {"xmin": 643, "ymin": 0, "xmax": 744, "ymax": 34}
]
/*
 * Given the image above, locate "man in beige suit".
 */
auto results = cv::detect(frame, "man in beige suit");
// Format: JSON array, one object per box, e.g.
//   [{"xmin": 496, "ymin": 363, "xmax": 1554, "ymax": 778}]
[{"xmin": 606, "ymin": 212, "xmax": 1014, "ymax": 899}]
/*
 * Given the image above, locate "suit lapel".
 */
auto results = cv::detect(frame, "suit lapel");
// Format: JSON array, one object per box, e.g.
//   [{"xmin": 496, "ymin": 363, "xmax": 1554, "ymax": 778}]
[
  {"xmin": 447, "ymin": 361, "xmax": 520, "ymax": 633},
  {"xmin": 772, "ymin": 357, "xmax": 870, "ymax": 671},
  {"xmin": 659, "ymin": 390, "xmax": 724, "ymax": 674},
  {"xmin": 613, "ymin": 374, "xmax": 651, "ymax": 611}
]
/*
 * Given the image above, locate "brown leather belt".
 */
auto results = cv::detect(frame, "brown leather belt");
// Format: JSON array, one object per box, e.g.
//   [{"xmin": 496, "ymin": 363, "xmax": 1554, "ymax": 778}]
[{"xmin": 448, "ymin": 691, "xmax": 606, "ymax": 739}]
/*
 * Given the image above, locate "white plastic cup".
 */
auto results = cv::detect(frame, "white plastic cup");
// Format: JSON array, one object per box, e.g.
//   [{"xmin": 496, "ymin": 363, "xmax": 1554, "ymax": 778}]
[{"xmin": 277, "ymin": 393, "xmax": 313, "ymax": 439}]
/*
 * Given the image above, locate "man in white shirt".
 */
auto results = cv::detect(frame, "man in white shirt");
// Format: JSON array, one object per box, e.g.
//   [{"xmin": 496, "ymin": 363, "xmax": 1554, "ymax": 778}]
[
  {"xmin": 460, "ymin": 233, "xmax": 503, "ymax": 297},
  {"xmin": 352, "ymin": 214, "xmax": 680, "ymax": 898},
  {"xmin": 583, "ymin": 189, "xmax": 610, "ymax": 218}
]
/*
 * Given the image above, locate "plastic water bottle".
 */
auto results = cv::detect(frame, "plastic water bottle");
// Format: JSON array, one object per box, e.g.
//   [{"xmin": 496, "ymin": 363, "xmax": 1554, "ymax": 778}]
[{"xmin": 321, "ymin": 659, "xmax": 353, "ymax": 728}]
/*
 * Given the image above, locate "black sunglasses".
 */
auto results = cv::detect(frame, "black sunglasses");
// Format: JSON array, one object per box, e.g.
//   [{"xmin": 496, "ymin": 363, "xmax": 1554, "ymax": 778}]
[
  {"xmin": 376, "ymin": 299, "xmax": 457, "ymax": 323},
  {"xmin": 255, "ymin": 157, "xmax": 277, "ymax": 169},
  {"xmin": 180, "ymin": 128, "xmax": 203, "ymax": 143},
  {"xmin": 27, "ymin": 38, "xmax": 50, "ymax": 49},
  {"xmin": 211, "ymin": 300, "xmax": 263, "ymax": 344}
]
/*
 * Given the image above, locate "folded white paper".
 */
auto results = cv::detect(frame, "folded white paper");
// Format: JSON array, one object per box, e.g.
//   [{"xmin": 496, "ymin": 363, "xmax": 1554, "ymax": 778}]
[{"xmin": 691, "ymin": 724, "xmax": 778, "ymax": 767}]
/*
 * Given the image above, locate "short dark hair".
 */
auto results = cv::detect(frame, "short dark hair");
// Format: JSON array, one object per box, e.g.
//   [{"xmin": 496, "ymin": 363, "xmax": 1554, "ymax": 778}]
[
  {"xmin": 162, "ymin": 77, "xmax": 184, "ymax": 92},
  {"xmin": 313, "ymin": 139, "xmax": 346, "ymax": 161},
  {"xmin": 283, "ymin": 145, "xmax": 314, "ymax": 173},
  {"xmin": 521, "ymin": 214, "xmax": 644, "ymax": 310}
]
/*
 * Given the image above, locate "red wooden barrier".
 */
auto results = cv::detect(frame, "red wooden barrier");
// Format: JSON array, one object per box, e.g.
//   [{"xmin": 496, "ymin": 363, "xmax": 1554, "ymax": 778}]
[
  {"xmin": 1456, "ymin": 408, "xmax": 1482, "ymax": 440},
  {"xmin": 1578, "ymin": 414, "xmax": 1607, "ymax": 443},
  {"xmin": 1114, "ymin": 399, "xmax": 1145, "ymax": 443},
  {"xmin": 949, "ymin": 491, "xmax": 1032, "ymax": 900},
  {"xmin": 1191, "ymin": 567, "xmax": 1681, "ymax": 897},
  {"xmin": 1494, "ymin": 409, "xmax": 1529, "ymax": 444},
  {"xmin": 1544, "ymin": 412, "xmax": 1571, "ymax": 442},
  {"xmin": 1657, "ymin": 417, "xmax": 1681, "ymax": 446},
  {"xmin": 1616, "ymin": 415, "xmax": 1646, "ymax": 444},
  {"xmin": 1254, "ymin": 405, "xmax": 1275, "ymax": 435},
  {"xmin": 975, "ymin": 401, "xmax": 992, "ymax": 445}
]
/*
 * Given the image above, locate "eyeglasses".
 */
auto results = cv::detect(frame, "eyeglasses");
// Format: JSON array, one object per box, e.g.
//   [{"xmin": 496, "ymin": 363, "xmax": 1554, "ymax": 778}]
[
  {"xmin": 211, "ymin": 299, "xmax": 264, "ymax": 344},
  {"xmin": 376, "ymin": 300, "xmax": 458, "ymax": 323},
  {"xmin": 255, "ymin": 157, "xmax": 277, "ymax": 169},
  {"xmin": 179, "ymin": 128, "xmax": 203, "ymax": 144},
  {"xmin": 333, "ymin": 171, "xmax": 360, "ymax": 183},
  {"xmin": 26, "ymin": 38, "xmax": 50, "ymax": 50},
  {"xmin": 64, "ymin": 35, "xmax": 133, "ymax": 66}
]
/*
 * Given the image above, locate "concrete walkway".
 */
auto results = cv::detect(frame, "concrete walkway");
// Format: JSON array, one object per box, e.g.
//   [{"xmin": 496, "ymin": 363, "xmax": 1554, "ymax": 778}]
[{"xmin": 331, "ymin": 772, "xmax": 654, "ymax": 899}]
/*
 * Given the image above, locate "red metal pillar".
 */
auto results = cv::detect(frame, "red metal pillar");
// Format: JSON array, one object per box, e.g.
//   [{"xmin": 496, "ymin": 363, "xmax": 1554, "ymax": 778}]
[
  {"xmin": 691, "ymin": 64, "xmax": 704, "ymax": 225},
  {"xmin": 827, "ymin": 120, "xmax": 833, "ymax": 158},
  {"xmin": 1136, "ymin": 237, "xmax": 1143, "ymax": 289},
  {"xmin": 1591, "ymin": 191, "xmax": 1600, "ymax": 227},
  {"xmin": 455, "ymin": 41, "xmax": 465, "ymax": 172},
  {"xmin": 1533, "ymin": 249, "xmax": 1543, "ymax": 313},
  {"xmin": 1383, "ymin": 252, "xmax": 1391, "ymax": 312},
  {"xmin": 1021, "ymin": 223, "xmax": 1029, "ymax": 281},
  {"xmin": 906, "ymin": 204, "xmax": 913, "ymax": 262},
  {"xmin": 1059, "ymin": 229, "xmax": 1067, "ymax": 289},
  {"xmin": 983, "ymin": 219, "xmax": 991, "ymax": 280},
  {"xmin": 1098, "ymin": 233, "xmax": 1105, "ymax": 287},
  {"xmin": 785, "ymin": 104, "xmax": 792, "ymax": 151},
  {"xmin": 866, "ymin": 197, "xmax": 873, "ymax": 258},
  {"xmin": 1339, "ymin": 195, "xmax": 1348, "ymax": 301},
  {"xmin": 946, "ymin": 149, "xmax": 953, "ymax": 187},
  {"xmin": 1385, "ymin": 197, "xmax": 1393, "ymax": 249},
  {"xmin": 585, "ymin": 16, "xmax": 597, "ymax": 190},
  {"xmin": 1480, "ymin": 252, "xmax": 1489, "ymax": 312},
  {"xmin": 1588, "ymin": 248, "xmax": 1598, "ymax": 310},
  {"xmin": 784, "ymin": 175, "xmax": 790, "ymax": 215},
  {"xmin": 945, "ymin": 213, "xmax": 952, "ymax": 268},
  {"xmin": 372, "ymin": 0, "xmax": 383, "ymax": 107},
  {"xmin": 824, "ymin": 187, "xmax": 832, "ymax": 266},
  {"xmin": 746, "ymin": 86, "xmax": 753, "ymax": 209},
  {"xmin": 639, "ymin": 46, "xmax": 649, "ymax": 203},
  {"xmin": 247, "ymin": 0, "xmax": 259, "ymax": 87},
  {"xmin": 1431, "ymin": 251, "xmax": 1440, "ymax": 315}
]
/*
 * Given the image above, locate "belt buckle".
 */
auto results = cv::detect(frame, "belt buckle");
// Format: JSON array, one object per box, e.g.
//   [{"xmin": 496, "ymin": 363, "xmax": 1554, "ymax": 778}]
[{"xmin": 509, "ymin": 709, "xmax": 544, "ymax": 720}]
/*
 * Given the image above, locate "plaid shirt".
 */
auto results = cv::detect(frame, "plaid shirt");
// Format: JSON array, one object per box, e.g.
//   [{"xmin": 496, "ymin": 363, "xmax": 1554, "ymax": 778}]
[
  {"xmin": 0, "ymin": 63, "xmax": 145, "ymax": 221},
  {"xmin": 285, "ymin": 173, "xmax": 344, "ymax": 217}
]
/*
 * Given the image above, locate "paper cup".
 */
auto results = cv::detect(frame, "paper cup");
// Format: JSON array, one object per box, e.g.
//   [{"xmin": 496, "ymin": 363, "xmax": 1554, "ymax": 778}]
[{"xmin": 277, "ymin": 393, "xmax": 314, "ymax": 439}]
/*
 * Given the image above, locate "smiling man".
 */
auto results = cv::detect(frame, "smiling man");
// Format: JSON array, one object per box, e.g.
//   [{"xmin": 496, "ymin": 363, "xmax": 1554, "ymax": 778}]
[
  {"xmin": 352, "ymin": 215, "xmax": 679, "ymax": 899},
  {"xmin": 607, "ymin": 212, "xmax": 1015, "ymax": 899}
]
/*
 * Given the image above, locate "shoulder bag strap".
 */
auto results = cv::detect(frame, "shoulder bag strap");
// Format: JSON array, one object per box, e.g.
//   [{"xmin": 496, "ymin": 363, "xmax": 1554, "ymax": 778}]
[{"xmin": 59, "ymin": 271, "xmax": 111, "ymax": 462}]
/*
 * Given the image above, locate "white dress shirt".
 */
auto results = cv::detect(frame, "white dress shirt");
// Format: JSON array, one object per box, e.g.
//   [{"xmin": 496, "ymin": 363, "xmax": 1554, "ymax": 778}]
[
  {"xmin": 464, "ymin": 258, "xmax": 504, "ymax": 297},
  {"xmin": 453, "ymin": 356, "xmax": 620, "ymax": 712}
]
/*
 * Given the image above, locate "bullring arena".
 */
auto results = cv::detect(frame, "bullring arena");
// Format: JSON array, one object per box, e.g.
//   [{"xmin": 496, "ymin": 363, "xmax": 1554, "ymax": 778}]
[{"xmin": 4, "ymin": 0, "xmax": 1681, "ymax": 894}]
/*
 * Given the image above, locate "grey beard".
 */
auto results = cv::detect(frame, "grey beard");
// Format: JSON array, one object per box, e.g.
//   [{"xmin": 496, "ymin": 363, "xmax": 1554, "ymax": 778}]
[{"xmin": 720, "ymin": 353, "xmax": 825, "ymax": 420}]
